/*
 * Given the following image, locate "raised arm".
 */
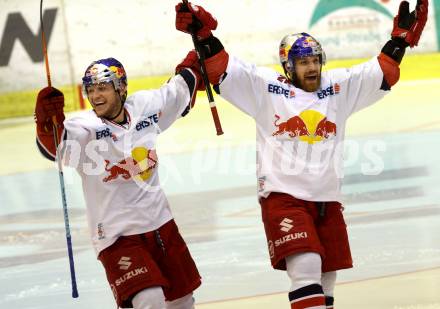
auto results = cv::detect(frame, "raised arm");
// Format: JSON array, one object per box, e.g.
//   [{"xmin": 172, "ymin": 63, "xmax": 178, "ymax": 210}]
[
  {"xmin": 378, "ymin": 0, "xmax": 428, "ymax": 89},
  {"xmin": 142, "ymin": 51, "xmax": 206, "ymax": 132},
  {"xmin": 175, "ymin": 2, "xmax": 270, "ymax": 119}
]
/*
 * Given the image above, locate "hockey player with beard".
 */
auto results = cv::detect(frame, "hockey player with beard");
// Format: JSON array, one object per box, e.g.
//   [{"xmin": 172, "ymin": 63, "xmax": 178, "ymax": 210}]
[{"xmin": 175, "ymin": 0, "xmax": 428, "ymax": 308}]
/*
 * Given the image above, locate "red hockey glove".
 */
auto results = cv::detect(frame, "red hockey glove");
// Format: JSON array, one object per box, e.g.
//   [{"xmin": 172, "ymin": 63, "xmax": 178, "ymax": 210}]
[
  {"xmin": 176, "ymin": 50, "xmax": 205, "ymax": 91},
  {"xmin": 175, "ymin": 2, "xmax": 217, "ymax": 40},
  {"xmin": 35, "ymin": 87, "xmax": 65, "ymax": 134},
  {"xmin": 391, "ymin": 0, "xmax": 428, "ymax": 47}
]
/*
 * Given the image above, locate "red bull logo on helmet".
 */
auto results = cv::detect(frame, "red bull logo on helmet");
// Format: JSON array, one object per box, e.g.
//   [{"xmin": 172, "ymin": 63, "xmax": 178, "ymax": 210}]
[
  {"xmin": 272, "ymin": 110, "xmax": 336, "ymax": 144},
  {"xmin": 279, "ymin": 46, "xmax": 288, "ymax": 59},
  {"xmin": 102, "ymin": 147, "xmax": 158, "ymax": 183},
  {"xmin": 109, "ymin": 65, "xmax": 126, "ymax": 79},
  {"xmin": 303, "ymin": 36, "xmax": 317, "ymax": 47}
]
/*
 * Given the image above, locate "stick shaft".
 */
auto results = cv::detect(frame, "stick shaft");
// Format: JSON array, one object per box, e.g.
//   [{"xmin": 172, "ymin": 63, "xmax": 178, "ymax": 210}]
[
  {"xmin": 52, "ymin": 122, "xmax": 79, "ymax": 298},
  {"xmin": 183, "ymin": 0, "xmax": 223, "ymax": 135},
  {"xmin": 40, "ymin": 0, "xmax": 51, "ymax": 87},
  {"xmin": 190, "ymin": 34, "xmax": 224, "ymax": 135},
  {"xmin": 41, "ymin": 0, "xmax": 78, "ymax": 298}
]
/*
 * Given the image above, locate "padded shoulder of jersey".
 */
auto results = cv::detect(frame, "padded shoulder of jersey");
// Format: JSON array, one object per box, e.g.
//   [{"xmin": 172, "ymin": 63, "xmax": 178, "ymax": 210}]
[
  {"xmin": 322, "ymin": 57, "xmax": 380, "ymax": 84},
  {"xmin": 64, "ymin": 110, "xmax": 102, "ymax": 129}
]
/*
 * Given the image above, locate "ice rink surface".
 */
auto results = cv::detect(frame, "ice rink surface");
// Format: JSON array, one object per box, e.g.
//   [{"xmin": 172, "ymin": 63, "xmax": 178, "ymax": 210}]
[{"xmin": 1, "ymin": 78, "xmax": 439, "ymax": 308}]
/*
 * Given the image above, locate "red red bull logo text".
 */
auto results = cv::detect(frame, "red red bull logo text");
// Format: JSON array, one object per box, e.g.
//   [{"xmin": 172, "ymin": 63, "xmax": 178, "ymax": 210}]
[{"xmin": 272, "ymin": 110, "xmax": 337, "ymax": 144}]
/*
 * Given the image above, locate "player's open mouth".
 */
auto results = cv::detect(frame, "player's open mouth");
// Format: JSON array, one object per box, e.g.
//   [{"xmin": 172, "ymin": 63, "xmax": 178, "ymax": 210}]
[{"xmin": 305, "ymin": 75, "xmax": 318, "ymax": 82}]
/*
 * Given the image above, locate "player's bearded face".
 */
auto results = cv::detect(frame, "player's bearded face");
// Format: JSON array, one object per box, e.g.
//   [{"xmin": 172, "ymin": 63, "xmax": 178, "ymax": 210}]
[
  {"xmin": 294, "ymin": 56, "xmax": 321, "ymax": 92},
  {"xmin": 87, "ymin": 82, "xmax": 125, "ymax": 119}
]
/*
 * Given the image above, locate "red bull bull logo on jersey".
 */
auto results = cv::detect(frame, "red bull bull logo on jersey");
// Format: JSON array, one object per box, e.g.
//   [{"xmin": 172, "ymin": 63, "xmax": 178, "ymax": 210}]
[
  {"xmin": 272, "ymin": 110, "xmax": 336, "ymax": 144},
  {"xmin": 272, "ymin": 115, "xmax": 309, "ymax": 138},
  {"xmin": 102, "ymin": 147, "xmax": 158, "ymax": 183}
]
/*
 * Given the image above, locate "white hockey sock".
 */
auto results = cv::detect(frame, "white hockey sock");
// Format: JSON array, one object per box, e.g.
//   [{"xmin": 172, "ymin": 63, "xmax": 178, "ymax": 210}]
[
  {"xmin": 321, "ymin": 271, "xmax": 336, "ymax": 297},
  {"xmin": 132, "ymin": 286, "xmax": 166, "ymax": 309},
  {"xmin": 321, "ymin": 271, "xmax": 336, "ymax": 308},
  {"xmin": 286, "ymin": 252, "xmax": 325, "ymax": 308}
]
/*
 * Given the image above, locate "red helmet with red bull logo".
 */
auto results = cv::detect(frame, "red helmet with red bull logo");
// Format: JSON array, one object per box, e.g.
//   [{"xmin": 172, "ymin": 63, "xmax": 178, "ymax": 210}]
[
  {"xmin": 279, "ymin": 33, "xmax": 326, "ymax": 82},
  {"xmin": 82, "ymin": 57, "xmax": 128, "ymax": 103}
]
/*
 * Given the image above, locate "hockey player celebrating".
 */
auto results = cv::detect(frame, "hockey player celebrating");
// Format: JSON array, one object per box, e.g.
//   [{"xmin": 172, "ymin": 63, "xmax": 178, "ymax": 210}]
[
  {"xmin": 176, "ymin": 0, "xmax": 428, "ymax": 308},
  {"xmin": 35, "ymin": 55, "xmax": 204, "ymax": 308}
]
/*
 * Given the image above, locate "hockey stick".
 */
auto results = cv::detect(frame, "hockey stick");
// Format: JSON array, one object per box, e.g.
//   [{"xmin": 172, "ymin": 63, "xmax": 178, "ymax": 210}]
[
  {"xmin": 40, "ymin": 0, "xmax": 79, "ymax": 298},
  {"xmin": 182, "ymin": 0, "xmax": 224, "ymax": 135}
]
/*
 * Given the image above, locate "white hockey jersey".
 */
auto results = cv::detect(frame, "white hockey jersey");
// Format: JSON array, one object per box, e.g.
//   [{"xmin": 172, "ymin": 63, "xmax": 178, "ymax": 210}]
[
  {"xmin": 38, "ymin": 70, "xmax": 197, "ymax": 256},
  {"xmin": 217, "ymin": 56, "xmax": 388, "ymax": 202}
]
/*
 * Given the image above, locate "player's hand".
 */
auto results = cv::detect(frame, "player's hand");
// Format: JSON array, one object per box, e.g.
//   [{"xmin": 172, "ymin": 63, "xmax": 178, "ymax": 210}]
[
  {"xmin": 176, "ymin": 50, "xmax": 205, "ymax": 91},
  {"xmin": 175, "ymin": 2, "xmax": 217, "ymax": 40},
  {"xmin": 35, "ymin": 87, "xmax": 65, "ymax": 133},
  {"xmin": 391, "ymin": 0, "xmax": 428, "ymax": 47}
]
